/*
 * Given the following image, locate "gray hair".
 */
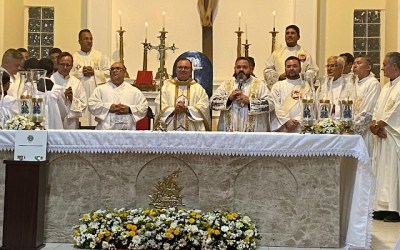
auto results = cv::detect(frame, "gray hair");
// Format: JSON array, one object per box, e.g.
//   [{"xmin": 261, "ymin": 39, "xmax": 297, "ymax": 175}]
[
  {"xmin": 327, "ymin": 56, "xmax": 345, "ymax": 67},
  {"xmin": 385, "ymin": 52, "xmax": 400, "ymax": 69},
  {"xmin": 2, "ymin": 48, "xmax": 23, "ymax": 65}
]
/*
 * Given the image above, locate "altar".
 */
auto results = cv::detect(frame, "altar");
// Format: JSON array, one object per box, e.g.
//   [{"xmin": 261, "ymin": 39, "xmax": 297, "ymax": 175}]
[{"xmin": 0, "ymin": 131, "xmax": 373, "ymax": 249}]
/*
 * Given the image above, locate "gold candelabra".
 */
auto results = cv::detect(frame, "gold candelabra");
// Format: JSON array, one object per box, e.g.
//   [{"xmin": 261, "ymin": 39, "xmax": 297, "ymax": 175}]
[
  {"xmin": 142, "ymin": 39, "xmax": 151, "ymax": 71},
  {"xmin": 117, "ymin": 27, "xmax": 129, "ymax": 78},
  {"xmin": 235, "ymin": 28, "xmax": 244, "ymax": 58},
  {"xmin": 269, "ymin": 28, "xmax": 279, "ymax": 53},
  {"xmin": 243, "ymin": 39, "xmax": 251, "ymax": 57}
]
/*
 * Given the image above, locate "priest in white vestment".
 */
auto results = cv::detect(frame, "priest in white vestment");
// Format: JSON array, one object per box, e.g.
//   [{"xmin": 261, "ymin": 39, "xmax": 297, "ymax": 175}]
[
  {"xmin": 271, "ymin": 56, "xmax": 311, "ymax": 132},
  {"xmin": 1, "ymin": 49, "xmax": 24, "ymax": 98},
  {"xmin": 154, "ymin": 58, "xmax": 210, "ymax": 131},
  {"xmin": 263, "ymin": 25, "xmax": 319, "ymax": 89},
  {"xmin": 72, "ymin": 29, "xmax": 110, "ymax": 127},
  {"xmin": 352, "ymin": 55, "xmax": 381, "ymax": 156},
  {"xmin": 370, "ymin": 52, "xmax": 400, "ymax": 222},
  {"xmin": 51, "ymin": 52, "xmax": 87, "ymax": 129},
  {"xmin": 0, "ymin": 72, "xmax": 18, "ymax": 128},
  {"xmin": 88, "ymin": 62, "xmax": 148, "ymax": 130},
  {"xmin": 211, "ymin": 57, "xmax": 273, "ymax": 132}
]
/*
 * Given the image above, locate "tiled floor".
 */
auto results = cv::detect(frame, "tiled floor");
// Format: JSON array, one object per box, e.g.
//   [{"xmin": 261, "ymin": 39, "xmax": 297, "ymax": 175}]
[{"xmin": 40, "ymin": 220, "xmax": 400, "ymax": 249}]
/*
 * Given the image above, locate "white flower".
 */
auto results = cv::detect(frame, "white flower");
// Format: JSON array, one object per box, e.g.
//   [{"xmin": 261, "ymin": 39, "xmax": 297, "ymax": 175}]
[
  {"xmin": 244, "ymin": 229, "xmax": 254, "ymax": 237},
  {"xmin": 132, "ymin": 235, "xmax": 141, "ymax": 244},
  {"xmin": 235, "ymin": 222, "xmax": 244, "ymax": 228},
  {"xmin": 79, "ymin": 224, "xmax": 87, "ymax": 232},
  {"xmin": 163, "ymin": 243, "xmax": 170, "ymax": 249},
  {"xmin": 221, "ymin": 225, "xmax": 229, "ymax": 232},
  {"xmin": 101, "ymin": 241, "xmax": 109, "ymax": 249},
  {"xmin": 242, "ymin": 216, "xmax": 251, "ymax": 224}
]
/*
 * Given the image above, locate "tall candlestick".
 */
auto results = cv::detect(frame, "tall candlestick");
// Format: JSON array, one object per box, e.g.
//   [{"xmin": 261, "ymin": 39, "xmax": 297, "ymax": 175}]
[
  {"xmin": 145, "ymin": 22, "xmax": 148, "ymax": 40},
  {"xmin": 245, "ymin": 23, "xmax": 248, "ymax": 41},
  {"xmin": 273, "ymin": 10, "xmax": 276, "ymax": 30},
  {"xmin": 238, "ymin": 12, "xmax": 242, "ymax": 30},
  {"xmin": 119, "ymin": 10, "xmax": 122, "ymax": 29},
  {"xmin": 163, "ymin": 11, "xmax": 166, "ymax": 30}
]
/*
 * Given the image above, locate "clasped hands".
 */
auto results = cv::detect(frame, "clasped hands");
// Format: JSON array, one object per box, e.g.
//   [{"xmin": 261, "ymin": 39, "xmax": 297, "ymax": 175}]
[
  {"xmin": 370, "ymin": 120, "xmax": 387, "ymax": 139},
  {"xmin": 229, "ymin": 89, "xmax": 249, "ymax": 107},
  {"xmin": 174, "ymin": 101, "xmax": 188, "ymax": 115},
  {"xmin": 110, "ymin": 103, "xmax": 130, "ymax": 115},
  {"xmin": 82, "ymin": 66, "xmax": 95, "ymax": 77},
  {"xmin": 64, "ymin": 87, "xmax": 73, "ymax": 102},
  {"xmin": 285, "ymin": 119, "xmax": 299, "ymax": 132}
]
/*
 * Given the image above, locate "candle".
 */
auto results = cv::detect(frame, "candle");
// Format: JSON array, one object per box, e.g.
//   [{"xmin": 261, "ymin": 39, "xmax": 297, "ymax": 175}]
[
  {"xmin": 145, "ymin": 22, "xmax": 148, "ymax": 40},
  {"xmin": 245, "ymin": 23, "xmax": 248, "ymax": 40},
  {"xmin": 119, "ymin": 10, "xmax": 122, "ymax": 29},
  {"xmin": 238, "ymin": 12, "xmax": 242, "ymax": 30},
  {"xmin": 273, "ymin": 10, "xmax": 276, "ymax": 29},
  {"xmin": 163, "ymin": 11, "xmax": 166, "ymax": 30}
]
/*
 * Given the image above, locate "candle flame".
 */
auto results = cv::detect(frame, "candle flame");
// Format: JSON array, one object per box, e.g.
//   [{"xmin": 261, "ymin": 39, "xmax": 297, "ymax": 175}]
[
  {"xmin": 273, "ymin": 10, "xmax": 276, "ymax": 16},
  {"xmin": 163, "ymin": 10, "xmax": 165, "ymax": 16},
  {"xmin": 145, "ymin": 22, "xmax": 148, "ymax": 27},
  {"xmin": 239, "ymin": 11, "xmax": 242, "ymax": 17},
  {"xmin": 119, "ymin": 10, "xmax": 121, "ymax": 15}
]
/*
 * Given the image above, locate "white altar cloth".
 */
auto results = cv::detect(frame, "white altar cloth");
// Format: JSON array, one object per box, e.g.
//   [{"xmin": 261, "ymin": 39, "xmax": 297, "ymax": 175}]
[{"xmin": 0, "ymin": 130, "xmax": 373, "ymax": 249}]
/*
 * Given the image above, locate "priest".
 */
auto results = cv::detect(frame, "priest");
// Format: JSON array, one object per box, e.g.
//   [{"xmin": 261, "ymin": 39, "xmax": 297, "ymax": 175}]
[
  {"xmin": 88, "ymin": 62, "xmax": 148, "ymax": 130},
  {"xmin": 210, "ymin": 57, "xmax": 273, "ymax": 132},
  {"xmin": 72, "ymin": 29, "xmax": 110, "ymax": 127},
  {"xmin": 370, "ymin": 52, "xmax": 400, "ymax": 222},
  {"xmin": 271, "ymin": 56, "xmax": 310, "ymax": 132},
  {"xmin": 154, "ymin": 58, "xmax": 210, "ymax": 131}
]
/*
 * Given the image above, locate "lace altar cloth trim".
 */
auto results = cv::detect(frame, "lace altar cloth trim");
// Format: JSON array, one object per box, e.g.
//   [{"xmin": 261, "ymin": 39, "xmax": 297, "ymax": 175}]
[{"xmin": 0, "ymin": 130, "xmax": 373, "ymax": 249}]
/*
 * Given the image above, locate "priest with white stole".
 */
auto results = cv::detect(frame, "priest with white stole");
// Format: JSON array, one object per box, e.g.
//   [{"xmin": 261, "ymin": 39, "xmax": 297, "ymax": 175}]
[
  {"xmin": 51, "ymin": 52, "xmax": 87, "ymax": 129},
  {"xmin": 271, "ymin": 56, "xmax": 310, "ymax": 132},
  {"xmin": 72, "ymin": 29, "xmax": 110, "ymax": 127},
  {"xmin": 88, "ymin": 62, "xmax": 148, "ymax": 130},
  {"xmin": 154, "ymin": 58, "xmax": 211, "ymax": 131},
  {"xmin": 352, "ymin": 55, "xmax": 381, "ymax": 155},
  {"xmin": 210, "ymin": 57, "xmax": 273, "ymax": 132},
  {"xmin": 370, "ymin": 52, "xmax": 400, "ymax": 223}
]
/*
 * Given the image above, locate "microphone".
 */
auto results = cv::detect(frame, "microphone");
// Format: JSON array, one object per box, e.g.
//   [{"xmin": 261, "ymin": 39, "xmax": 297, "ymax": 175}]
[{"xmin": 236, "ymin": 72, "xmax": 247, "ymax": 89}]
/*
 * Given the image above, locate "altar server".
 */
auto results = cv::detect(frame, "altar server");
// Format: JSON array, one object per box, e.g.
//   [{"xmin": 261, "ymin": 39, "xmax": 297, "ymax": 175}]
[
  {"xmin": 210, "ymin": 57, "xmax": 273, "ymax": 132},
  {"xmin": 370, "ymin": 52, "xmax": 400, "ymax": 222},
  {"xmin": 154, "ymin": 58, "xmax": 210, "ymax": 131},
  {"xmin": 88, "ymin": 62, "xmax": 148, "ymax": 130},
  {"xmin": 72, "ymin": 29, "xmax": 110, "ymax": 127}
]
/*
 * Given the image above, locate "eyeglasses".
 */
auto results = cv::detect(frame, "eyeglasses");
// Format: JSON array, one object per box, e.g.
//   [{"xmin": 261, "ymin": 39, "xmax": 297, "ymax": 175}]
[
  {"xmin": 59, "ymin": 63, "xmax": 72, "ymax": 68},
  {"xmin": 109, "ymin": 67, "xmax": 125, "ymax": 72},
  {"xmin": 325, "ymin": 64, "xmax": 339, "ymax": 69},
  {"xmin": 177, "ymin": 66, "xmax": 191, "ymax": 71}
]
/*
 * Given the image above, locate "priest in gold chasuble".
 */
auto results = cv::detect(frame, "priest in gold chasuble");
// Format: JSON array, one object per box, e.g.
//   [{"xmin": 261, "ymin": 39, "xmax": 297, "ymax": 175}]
[{"xmin": 155, "ymin": 58, "xmax": 211, "ymax": 131}]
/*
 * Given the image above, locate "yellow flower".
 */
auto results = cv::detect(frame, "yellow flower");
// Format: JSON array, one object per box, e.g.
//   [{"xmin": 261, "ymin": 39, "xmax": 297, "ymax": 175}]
[
  {"xmin": 82, "ymin": 214, "xmax": 90, "ymax": 221},
  {"xmin": 104, "ymin": 231, "xmax": 110, "ymax": 237},
  {"xmin": 245, "ymin": 236, "xmax": 250, "ymax": 243},
  {"xmin": 149, "ymin": 210, "xmax": 157, "ymax": 216},
  {"xmin": 227, "ymin": 214, "xmax": 234, "ymax": 220},
  {"xmin": 131, "ymin": 225, "xmax": 137, "ymax": 231},
  {"xmin": 144, "ymin": 209, "xmax": 150, "ymax": 214},
  {"xmin": 166, "ymin": 232, "xmax": 173, "ymax": 239},
  {"xmin": 129, "ymin": 230, "xmax": 136, "ymax": 237},
  {"xmin": 98, "ymin": 233, "xmax": 104, "ymax": 239},
  {"xmin": 214, "ymin": 229, "xmax": 220, "ymax": 235},
  {"xmin": 188, "ymin": 218, "xmax": 196, "ymax": 224},
  {"xmin": 190, "ymin": 211, "xmax": 197, "ymax": 217},
  {"xmin": 92, "ymin": 214, "xmax": 98, "ymax": 220},
  {"xmin": 127, "ymin": 223, "xmax": 133, "ymax": 230},
  {"xmin": 73, "ymin": 229, "xmax": 80, "ymax": 236},
  {"xmin": 174, "ymin": 228, "xmax": 180, "ymax": 235}
]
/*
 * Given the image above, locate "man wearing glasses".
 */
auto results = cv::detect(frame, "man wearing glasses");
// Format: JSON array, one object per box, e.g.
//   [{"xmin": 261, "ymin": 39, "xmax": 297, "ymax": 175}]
[
  {"xmin": 51, "ymin": 52, "xmax": 87, "ymax": 129},
  {"xmin": 154, "ymin": 58, "xmax": 210, "ymax": 131},
  {"xmin": 72, "ymin": 29, "xmax": 110, "ymax": 127},
  {"xmin": 88, "ymin": 62, "xmax": 148, "ymax": 130}
]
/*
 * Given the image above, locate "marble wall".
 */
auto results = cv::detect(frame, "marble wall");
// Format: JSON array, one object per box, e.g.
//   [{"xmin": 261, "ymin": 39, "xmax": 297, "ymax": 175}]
[{"xmin": 0, "ymin": 151, "xmax": 357, "ymax": 248}]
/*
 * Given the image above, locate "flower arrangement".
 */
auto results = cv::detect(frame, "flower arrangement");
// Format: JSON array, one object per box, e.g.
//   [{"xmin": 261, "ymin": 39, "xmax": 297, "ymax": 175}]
[
  {"xmin": 5, "ymin": 115, "xmax": 31, "ymax": 130},
  {"xmin": 313, "ymin": 118, "xmax": 341, "ymax": 134},
  {"xmin": 72, "ymin": 208, "xmax": 261, "ymax": 250}
]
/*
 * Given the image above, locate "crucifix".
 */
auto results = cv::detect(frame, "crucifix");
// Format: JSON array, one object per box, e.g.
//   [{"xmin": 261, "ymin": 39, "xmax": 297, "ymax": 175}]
[{"xmin": 198, "ymin": 0, "xmax": 216, "ymax": 62}]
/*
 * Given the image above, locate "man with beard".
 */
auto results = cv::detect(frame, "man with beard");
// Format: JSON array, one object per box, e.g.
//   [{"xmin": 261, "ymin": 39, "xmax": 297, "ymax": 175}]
[
  {"xmin": 210, "ymin": 57, "xmax": 273, "ymax": 132},
  {"xmin": 271, "ymin": 56, "xmax": 311, "ymax": 132},
  {"xmin": 154, "ymin": 58, "xmax": 211, "ymax": 131}
]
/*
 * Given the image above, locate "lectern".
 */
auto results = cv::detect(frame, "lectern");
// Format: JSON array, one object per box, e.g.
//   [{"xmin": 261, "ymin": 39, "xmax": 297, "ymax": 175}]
[{"xmin": 1, "ymin": 160, "xmax": 47, "ymax": 250}]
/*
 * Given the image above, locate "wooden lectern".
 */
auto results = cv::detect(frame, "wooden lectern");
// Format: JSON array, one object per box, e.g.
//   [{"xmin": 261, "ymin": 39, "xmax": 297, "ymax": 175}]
[{"xmin": 1, "ymin": 160, "xmax": 47, "ymax": 250}]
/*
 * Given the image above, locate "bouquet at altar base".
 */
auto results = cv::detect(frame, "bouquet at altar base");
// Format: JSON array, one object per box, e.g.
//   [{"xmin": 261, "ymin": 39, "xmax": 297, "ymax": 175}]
[
  {"xmin": 72, "ymin": 207, "xmax": 261, "ymax": 250},
  {"xmin": 5, "ymin": 115, "xmax": 31, "ymax": 130},
  {"xmin": 313, "ymin": 118, "xmax": 341, "ymax": 134}
]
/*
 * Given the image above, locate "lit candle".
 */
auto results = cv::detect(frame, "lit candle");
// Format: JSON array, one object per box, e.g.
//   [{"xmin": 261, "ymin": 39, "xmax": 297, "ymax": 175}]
[
  {"xmin": 273, "ymin": 10, "xmax": 276, "ymax": 30},
  {"xmin": 238, "ymin": 12, "xmax": 242, "ymax": 30},
  {"xmin": 119, "ymin": 10, "xmax": 122, "ymax": 29},
  {"xmin": 163, "ymin": 11, "xmax": 166, "ymax": 30},
  {"xmin": 145, "ymin": 22, "xmax": 148, "ymax": 40}
]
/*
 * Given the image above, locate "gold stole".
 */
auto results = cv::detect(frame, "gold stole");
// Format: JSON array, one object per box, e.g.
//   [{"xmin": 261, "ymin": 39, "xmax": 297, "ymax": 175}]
[
  {"xmin": 281, "ymin": 82, "xmax": 310, "ymax": 115},
  {"xmin": 173, "ymin": 84, "xmax": 191, "ymax": 131}
]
